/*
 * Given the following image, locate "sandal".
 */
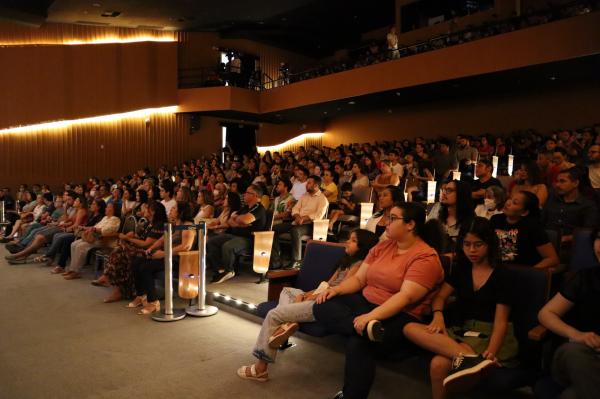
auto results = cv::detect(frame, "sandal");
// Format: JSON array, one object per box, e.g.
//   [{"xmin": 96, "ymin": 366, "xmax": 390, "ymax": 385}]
[
  {"xmin": 50, "ymin": 266, "xmax": 65, "ymax": 274},
  {"xmin": 137, "ymin": 300, "xmax": 160, "ymax": 315},
  {"xmin": 126, "ymin": 295, "xmax": 147, "ymax": 308},
  {"xmin": 268, "ymin": 322, "xmax": 300, "ymax": 349},
  {"xmin": 32, "ymin": 255, "xmax": 49, "ymax": 263},
  {"xmin": 236, "ymin": 364, "xmax": 269, "ymax": 382},
  {"xmin": 91, "ymin": 277, "xmax": 110, "ymax": 287},
  {"xmin": 64, "ymin": 272, "xmax": 82, "ymax": 280}
]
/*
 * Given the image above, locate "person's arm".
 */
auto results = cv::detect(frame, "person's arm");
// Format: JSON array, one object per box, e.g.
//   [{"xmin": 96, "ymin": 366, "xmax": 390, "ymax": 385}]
[
  {"xmin": 535, "ymin": 184, "xmax": 548, "ymax": 208},
  {"xmin": 126, "ymin": 236, "xmax": 157, "ymax": 249},
  {"xmin": 483, "ymin": 304, "xmax": 511, "ymax": 361},
  {"xmin": 534, "ymin": 243, "xmax": 559, "ymax": 269},
  {"xmin": 538, "ymin": 293, "xmax": 600, "ymax": 350},
  {"xmin": 371, "ymin": 175, "xmax": 387, "ymax": 189},
  {"xmin": 353, "ymin": 280, "xmax": 430, "ymax": 334},
  {"xmin": 97, "ymin": 217, "xmax": 121, "ymax": 236},
  {"xmin": 426, "ymin": 282, "xmax": 455, "ymax": 333},
  {"xmin": 315, "ymin": 261, "xmax": 370, "ymax": 303}
]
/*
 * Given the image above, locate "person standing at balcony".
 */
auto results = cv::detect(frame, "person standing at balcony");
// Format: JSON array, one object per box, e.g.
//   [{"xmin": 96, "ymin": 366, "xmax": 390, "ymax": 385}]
[{"xmin": 387, "ymin": 26, "xmax": 399, "ymax": 59}]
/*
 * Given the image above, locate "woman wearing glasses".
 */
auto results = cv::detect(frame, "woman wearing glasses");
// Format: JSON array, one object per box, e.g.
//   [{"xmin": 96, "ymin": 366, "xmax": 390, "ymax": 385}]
[
  {"xmin": 313, "ymin": 202, "xmax": 445, "ymax": 399},
  {"xmin": 403, "ymin": 217, "xmax": 518, "ymax": 399}
]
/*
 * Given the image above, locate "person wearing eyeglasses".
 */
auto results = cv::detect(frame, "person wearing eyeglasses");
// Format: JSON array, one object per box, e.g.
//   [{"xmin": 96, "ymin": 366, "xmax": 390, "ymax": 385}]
[
  {"xmin": 206, "ymin": 184, "xmax": 266, "ymax": 284},
  {"xmin": 403, "ymin": 217, "xmax": 518, "ymax": 399},
  {"xmin": 313, "ymin": 202, "xmax": 444, "ymax": 399}
]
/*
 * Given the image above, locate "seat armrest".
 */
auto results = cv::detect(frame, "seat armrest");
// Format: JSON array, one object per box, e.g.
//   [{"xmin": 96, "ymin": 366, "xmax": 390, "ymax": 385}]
[
  {"xmin": 267, "ymin": 269, "xmax": 300, "ymax": 302},
  {"xmin": 528, "ymin": 325, "xmax": 548, "ymax": 341}
]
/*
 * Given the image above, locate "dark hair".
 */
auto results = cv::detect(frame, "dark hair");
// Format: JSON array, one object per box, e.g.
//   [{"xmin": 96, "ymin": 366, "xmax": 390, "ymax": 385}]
[
  {"xmin": 66, "ymin": 190, "xmax": 78, "ymax": 200},
  {"xmin": 395, "ymin": 202, "xmax": 444, "ymax": 254},
  {"xmin": 161, "ymin": 179, "xmax": 175, "ymax": 197},
  {"xmin": 440, "ymin": 180, "xmax": 474, "ymax": 225},
  {"xmin": 94, "ymin": 199, "xmax": 106, "ymax": 215},
  {"xmin": 125, "ymin": 187, "xmax": 136, "ymax": 200},
  {"xmin": 340, "ymin": 182, "xmax": 353, "ymax": 192},
  {"xmin": 177, "ymin": 186, "xmax": 194, "ymax": 203},
  {"xmin": 148, "ymin": 201, "xmax": 168, "ymax": 227},
  {"xmin": 136, "ymin": 189, "xmax": 149, "ymax": 204},
  {"xmin": 520, "ymin": 160, "xmax": 543, "ymax": 185},
  {"xmin": 248, "ymin": 183, "xmax": 263, "ymax": 197},
  {"xmin": 518, "ymin": 190, "xmax": 541, "ymax": 220},
  {"xmin": 558, "ymin": 166, "xmax": 582, "ymax": 183},
  {"xmin": 278, "ymin": 178, "xmax": 292, "ymax": 192},
  {"xmin": 77, "ymin": 195, "xmax": 89, "ymax": 209},
  {"xmin": 175, "ymin": 201, "xmax": 194, "ymax": 223},
  {"xmin": 456, "ymin": 217, "xmax": 502, "ymax": 268},
  {"xmin": 108, "ymin": 201, "xmax": 121, "ymax": 218},
  {"xmin": 478, "ymin": 158, "xmax": 493, "ymax": 168},
  {"xmin": 337, "ymin": 229, "xmax": 380, "ymax": 270},
  {"xmin": 553, "ymin": 147, "xmax": 568, "ymax": 157},
  {"xmin": 42, "ymin": 192, "xmax": 53, "ymax": 202},
  {"xmin": 227, "ymin": 192, "xmax": 242, "ymax": 213},
  {"xmin": 197, "ymin": 189, "xmax": 214, "ymax": 206},
  {"xmin": 309, "ymin": 175, "xmax": 322, "ymax": 186}
]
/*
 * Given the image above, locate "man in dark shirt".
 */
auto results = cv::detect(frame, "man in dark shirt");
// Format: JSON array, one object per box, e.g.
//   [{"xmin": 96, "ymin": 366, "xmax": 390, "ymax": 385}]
[
  {"xmin": 538, "ymin": 264, "xmax": 600, "ymax": 399},
  {"xmin": 432, "ymin": 139, "xmax": 457, "ymax": 182},
  {"xmin": 471, "ymin": 159, "xmax": 502, "ymax": 205},
  {"xmin": 542, "ymin": 168, "xmax": 598, "ymax": 242},
  {"xmin": 206, "ymin": 183, "xmax": 266, "ymax": 284}
]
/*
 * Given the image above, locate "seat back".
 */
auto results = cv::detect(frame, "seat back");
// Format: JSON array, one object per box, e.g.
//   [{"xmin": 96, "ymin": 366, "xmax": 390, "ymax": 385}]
[
  {"xmin": 504, "ymin": 265, "xmax": 550, "ymax": 365},
  {"xmin": 569, "ymin": 228, "xmax": 599, "ymax": 272},
  {"xmin": 121, "ymin": 215, "xmax": 137, "ymax": 234},
  {"xmin": 295, "ymin": 240, "xmax": 346, "ymax": 292}
]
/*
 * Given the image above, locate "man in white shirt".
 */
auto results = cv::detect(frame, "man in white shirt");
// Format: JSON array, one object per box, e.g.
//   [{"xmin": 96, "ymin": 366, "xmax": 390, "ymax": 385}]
[
  {"xmin": 387, "ymin": 150, "xmax": 404, "ymax": 179},
  {"xmin": 159, "ymin": 180, "xmax": 177, "ymax": 216},
  {"xmin": 271, "ymin": 175, "xmax": 329, "ymax": 268},
  {"xmin": 290, "ymin": 167, "xmax": 308, "ymax": 200}
]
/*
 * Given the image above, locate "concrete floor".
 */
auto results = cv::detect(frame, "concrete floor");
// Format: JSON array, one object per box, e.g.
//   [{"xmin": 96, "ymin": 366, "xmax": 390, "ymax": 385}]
[{"xmin": 0, "ymin": 244, "xmax": 436, "ymax": 399}]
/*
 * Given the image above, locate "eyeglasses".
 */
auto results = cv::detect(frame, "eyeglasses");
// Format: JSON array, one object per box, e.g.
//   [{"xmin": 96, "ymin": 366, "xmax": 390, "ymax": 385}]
[
  {"xmin": 389, "ymin": 214, "xmax": 407, "ymax": 223},
  {"xmin": 462, "ymin": 241, "xmax": 486, "ymax": 249},
  {"xmin": 441, "ymin": 188, "xmax": 456, "ymax": 194},
  {"xmin": 244, "ymin": 191, "xmax": 257, "ymax": 196}
]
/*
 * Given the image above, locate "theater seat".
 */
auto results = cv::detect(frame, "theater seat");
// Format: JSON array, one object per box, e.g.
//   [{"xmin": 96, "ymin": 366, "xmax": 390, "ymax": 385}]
[{"xmin": 257, "ymin": 240, "xmax": 346, "ymax": 337}]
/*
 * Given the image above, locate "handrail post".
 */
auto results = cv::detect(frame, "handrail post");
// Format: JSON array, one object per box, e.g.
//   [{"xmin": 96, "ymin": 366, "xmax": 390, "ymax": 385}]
[{"xmin": 186, "ymin": 223, "xmax": 218, "ymax": 317}]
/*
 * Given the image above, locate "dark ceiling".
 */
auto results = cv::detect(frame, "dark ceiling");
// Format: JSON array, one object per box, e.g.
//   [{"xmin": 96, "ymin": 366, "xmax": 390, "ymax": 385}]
[
  {"xmin": 195, "ymin": 55, "xmax": 600, "ymax": 126},
  {"xmin": 0, "ymin": 0, "xmax": 395, "ymax": 57}
]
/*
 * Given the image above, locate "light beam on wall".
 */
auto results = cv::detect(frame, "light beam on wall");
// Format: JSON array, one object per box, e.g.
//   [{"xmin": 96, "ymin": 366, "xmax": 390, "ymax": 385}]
[
  {"xmin": 0, "ymin": 106, "xmax": 178, "ymax": 135},
  {"xmin": 0, "ymin": 35, "xmax": 177, "ymax": 47},
  {"xmin": 257, "ymin": 132, "xmax": 324, "ymax": 154}
]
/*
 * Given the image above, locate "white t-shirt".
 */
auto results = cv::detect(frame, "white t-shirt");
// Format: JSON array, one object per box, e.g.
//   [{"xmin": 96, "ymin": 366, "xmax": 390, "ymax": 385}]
[
  {"xmin": 162, "ymin": 199, "xmax": 177, "ymax": 216},
  {"xmin": 291, "ymin": 181, "xmax": 307, "ymax": 201},
  {"xmin": 589, "ymin": 164, "xmax": 600, "ymax": 189}
]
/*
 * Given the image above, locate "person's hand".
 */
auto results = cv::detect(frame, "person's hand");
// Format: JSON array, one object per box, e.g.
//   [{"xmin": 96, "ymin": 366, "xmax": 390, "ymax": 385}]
[
  {"xmin": 118, "ymin": 233, "xmax": 128, "ymax": 240},
  {"xmin": 482, "ymin": 350, "xmax": 498, "ymax": 363},
  {"xmin": 150, "ymin": 250, "xmax": 164, "ymax": 260},
  {"xmin": 571, "ymin": 331, "xmax": 600, "ymax": 351},
  {"xmin": 315, "ymin": 287, "xmax": 339, "ymax": 304},
  {"xmin": 294, "ymin": 294, "xmax": 304, "ymax": 303},
  {"xmin": 426, "ymin": 317, "xmax": 446, "ymax": 334},
  {"xmin": 353, "ymin": 313, "xmax": 375, "ymax": 336}
]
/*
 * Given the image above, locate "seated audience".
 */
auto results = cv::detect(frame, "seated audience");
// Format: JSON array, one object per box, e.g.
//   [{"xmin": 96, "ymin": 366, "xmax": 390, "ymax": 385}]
[
  {"xmin": 320, "ymin": 169, "xmax": 338, "ymax": 207},
  {"xmin": 61, "ymin": 203, "xmax": 121, "ymax": 279},
  {"xmin": 475, "ymin": 186, "xmax": 506, "ymax": 219},
  {"xmin": 237, "ymin": 229, "xmax": 379, "ymax": 382},
  {"xmin": 510, "ymin": 160, "xmax": 549, "ymax": 207},
  {"xmin": 290, "ymin": 166, "xmax": 308, "ymax": 200},
  {"xmin": 271, "ymin": 178, "xmax": 296, "ymax": 225},
  {"xmin": 94, "ymin": 201, "xmax": 168, "ymax": 302},
  {"xmin": 365, "ymin": 185, "xmax": 403, "ymax": 238},
  {"xmin": 159, "ymin": 179, "xmax": 177, "ymax": 215},
  {"xmin": 351, "ymin": 162, "xmax": 370, "ymax": 189},
  {"xmin": 542, "ymin": 168, "xmax": 598, "ymax": 243},
  {"xmin": 328, "ymin": 182, "xmax": 359, "ymax": 232},
  {"xmin": 428, "ymin": 180, "xmax": 474, "ymax": 253},
  {"xmin": 372, "ymin": 160, "xmax": 400, "ymax": 195},
  {"xmin": 129, "ymin": 202, "xmax": 196, "ymax": 315},
  {"xmin": 471, "ymin": 159, "xmax": 502, "ymax": 205},
  {"xmin": 193, "ymin": 189, "xmax": 215, "ymax": 224},
  {"xmin": 206, "ymin": 192, "xmax": 241, "ymax": 235},
  {"xmin": 271, "ymin": 175, "xmax": 328, "ymax": 268},
  {"xmin": 404, "ymin": 217, "xmax": 518, "ymax": 398},
  {"xmin": 313, "ymin": 202, "xmax": 444, "ymax": 399},
  {"xmin": 538, "ymin": 227, "xmax": 600, "ymax": 399},
  {"xmin": 206, "ymin": 184, "xmax": 267, "ymax": 283},
  {"xmin": 490, "ymin": 191, "xmax": 559, "ymax": 269},
  {"xmin": 120, "ymin": 187, "xmax": 138, "ymax": 217}
]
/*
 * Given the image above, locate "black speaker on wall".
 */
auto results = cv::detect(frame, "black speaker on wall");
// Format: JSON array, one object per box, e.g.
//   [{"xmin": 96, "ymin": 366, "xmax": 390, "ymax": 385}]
[{"xmin": 189, "ymin": 113, "xmax": 202, "ymax": 134}]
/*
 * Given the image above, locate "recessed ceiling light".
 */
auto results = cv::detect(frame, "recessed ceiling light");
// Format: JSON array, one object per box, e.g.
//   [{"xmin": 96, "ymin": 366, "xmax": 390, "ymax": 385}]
[
  {"xmin": 92, "ymin": 3, "xmax": 102, "ymax": 7},
  {"xmin": 348, "ymin": 101, "xmax": 355, "ymax": 105},
  {"xmin": 395, "ymin": 92, "xmax": 401, "ymax": 96},
  {"xmin": 387, "ymin": 109, "xmax": 393, "ymax": 114},
  {"xmin": 101, "ymin": 11, "xmax": 121, "ymax": 17},
  {"xmin": 323, "ymin": 111, "xmax": 328, "ymax": 115},
  {"xmin": 549, "ymin": 76, "xmax": 557, "ymax": 81}
]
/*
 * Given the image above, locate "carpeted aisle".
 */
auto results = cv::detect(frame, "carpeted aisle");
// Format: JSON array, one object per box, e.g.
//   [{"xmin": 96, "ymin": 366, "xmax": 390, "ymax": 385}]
[{"xmin": 0, "ymin": 244, "xmax": 435, "ymax": 399}]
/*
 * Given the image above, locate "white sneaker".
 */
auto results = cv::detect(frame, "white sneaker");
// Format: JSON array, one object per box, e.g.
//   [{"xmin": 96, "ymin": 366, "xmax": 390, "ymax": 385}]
[{"xmin": 213, "ymin": 271, "xmax": 235, "ymax": 284}]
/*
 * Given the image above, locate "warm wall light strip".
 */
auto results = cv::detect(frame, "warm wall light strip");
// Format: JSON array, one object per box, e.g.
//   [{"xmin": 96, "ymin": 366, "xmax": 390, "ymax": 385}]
[
  {"xmin": 63, "ymin": 36, "xmax": 176, "ymax": 45},
  {"xmin": 257, "ymin": 132, "xmax": 324, "ymax": 154},
  {"xmin": 0, "ymin": 106, "xmax": 178, "ymax": 135}
]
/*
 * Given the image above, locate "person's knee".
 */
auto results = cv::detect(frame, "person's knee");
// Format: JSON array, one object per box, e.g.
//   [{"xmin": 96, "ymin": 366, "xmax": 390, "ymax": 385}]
[
  {"xmin": 430, "ymin": 355, "xmax": 452, "ymax": 378},
  {"xmin": 402, "ymin": 322, "xmax": 422, "ymax": 340},
  {"xmin": 555, "ymin": 342, "xmax": 592, "ymax": 368}
]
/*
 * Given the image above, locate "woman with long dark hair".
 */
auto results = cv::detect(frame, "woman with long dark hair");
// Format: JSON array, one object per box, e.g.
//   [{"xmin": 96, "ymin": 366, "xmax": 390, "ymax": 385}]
[
  {"xmin": 404, "ymin": 217, "xmax": 518, "ymax": 398},
  {"xmin": 237, "ymin": 229, "xmax": 380, "ymax": 382},
  {"xmin": 490, "ymin": 191, "xmax": 559, "ymax": 269},
  {"xmin": 510, "ymin": 160, "xmax": 549, "ymax": 207},
  {"xmin": 313, "ymin": 202, "xmax": 445, "ymax": 399}
]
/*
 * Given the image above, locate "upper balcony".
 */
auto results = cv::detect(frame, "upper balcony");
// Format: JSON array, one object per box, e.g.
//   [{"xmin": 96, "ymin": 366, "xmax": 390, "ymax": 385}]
[{"xmin": 178, "ymin": 9, "xmax": 600, "ymax": 119}]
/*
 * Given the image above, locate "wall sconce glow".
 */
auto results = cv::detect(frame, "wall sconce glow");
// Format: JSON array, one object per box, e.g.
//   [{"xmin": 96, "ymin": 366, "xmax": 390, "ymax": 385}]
[
  {"xmin": 257, "ymin": 132, "xmax": 324, "ymax": 154},
  {"xmin": 63, "ymin": 36, "xmax": 176, "ymax": 45},
  {"xmin": 0, "ymin": 106, "xmax": 178, "ymax": 135},
  {"xmin": 492, "ymin": 156, "xmax": 499, "ymax": 178}
]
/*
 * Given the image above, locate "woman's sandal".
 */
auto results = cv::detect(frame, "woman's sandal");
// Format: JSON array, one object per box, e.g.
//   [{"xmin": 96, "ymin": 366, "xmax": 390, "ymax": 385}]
[
  {"xmin": 236, "ymin": 365, "xmax": 269, "ymax": 382},
  {"xmin": 137, "ymin": 300, "xmax": 160, "ymax": 315},
  {"xmin": 126, "ymin": 295, "xmax": 147, "ymax": 308},
  {"xmin": 32, "ymin": 255, "xmax": 49, "ymax": 263},
  {"xmin": 268, "ymin": 322, "xmax": 300, "ymax": 349},
  {"xmin": 50, "ymin": 266, "xmax": 65, "ymax": 274}
]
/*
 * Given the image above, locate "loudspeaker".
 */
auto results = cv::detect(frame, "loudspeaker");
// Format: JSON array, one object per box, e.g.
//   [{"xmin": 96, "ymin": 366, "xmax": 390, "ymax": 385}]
[{"xmin": 189, "ymin": 113, "xmax": 201, "ymax": 134}]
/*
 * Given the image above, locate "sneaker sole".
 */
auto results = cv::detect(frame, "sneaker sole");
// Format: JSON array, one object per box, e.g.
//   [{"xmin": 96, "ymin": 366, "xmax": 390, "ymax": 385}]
[
  {"xmin": 366, "ymin": 320, "xmax": 384, "ymax": 342},
  {"xmin": 443, "ymin": 359, "xmax": 496, "ymax": 393},
  {"xmin": 214, "ymin": 272, "xmax": 235, "ymax": 284},
  {"xmin": 268, "ymin": 323, "xmax": 299, "ymax": 349}
]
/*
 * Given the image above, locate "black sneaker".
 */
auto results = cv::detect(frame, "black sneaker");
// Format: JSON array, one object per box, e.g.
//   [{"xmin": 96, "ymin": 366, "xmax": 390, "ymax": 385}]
[
  {"xmin": 213, "ymin": 271, "xmax": 235, "ymax": 284},
  {"xmin": 366, "ymin": 320, "xmax": 384, "ymax": 342},
  {"xmin": 443, "ymin": 354, "xmax": 495, "ymax": 392}
]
